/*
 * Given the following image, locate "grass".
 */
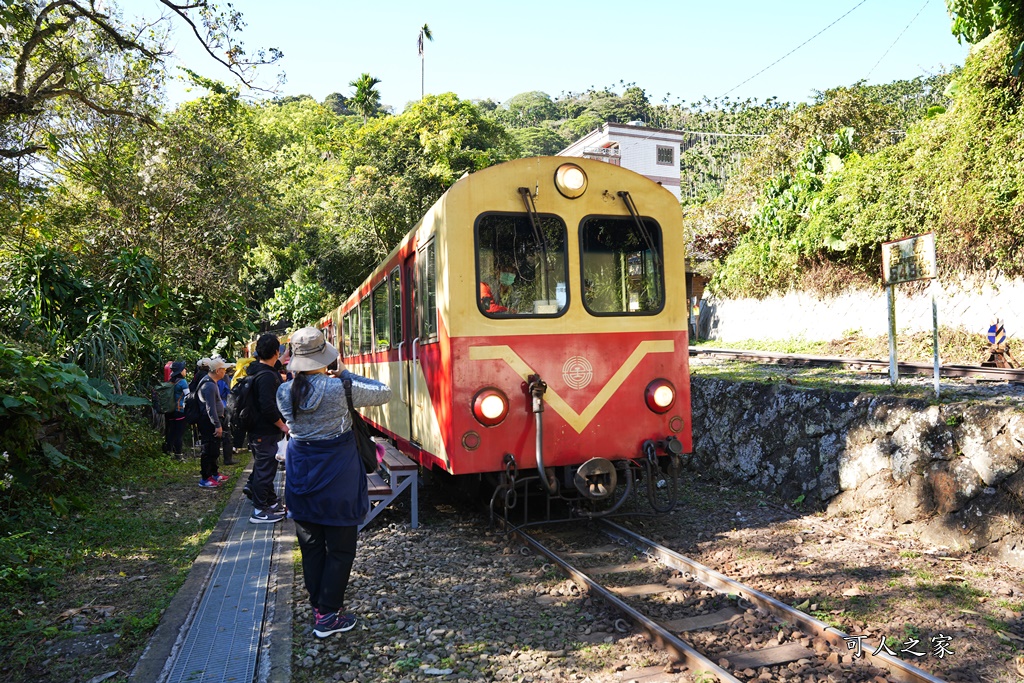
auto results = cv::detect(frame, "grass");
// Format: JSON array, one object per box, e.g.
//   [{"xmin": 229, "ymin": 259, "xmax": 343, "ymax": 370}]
[{"xmin": 0, "ymin": 422, "xmax": 244, "ymax": 683}]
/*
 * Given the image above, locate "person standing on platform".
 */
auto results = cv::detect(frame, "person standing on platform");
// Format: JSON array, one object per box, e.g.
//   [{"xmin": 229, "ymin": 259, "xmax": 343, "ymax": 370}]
[
  {"xmin": 163, "ymin": 361, "xmax": 189, "ymax": 456},
  {"xmin": 197, "ymin": 358, "xmax": 231, "ymax": 488},
  {"xmin": 243, "ymin": 334, "xmax": 289, "ymax": 523},
  {"xmin": 215, "ymin": 362, "xmax": 236, "ymax": 465},
  {"xmin": 276, "ymin": 326, "xmax": 391, "ymax": 638}
]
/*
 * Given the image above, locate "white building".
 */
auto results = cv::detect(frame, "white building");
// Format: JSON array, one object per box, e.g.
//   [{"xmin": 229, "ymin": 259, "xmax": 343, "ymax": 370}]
[{"xmin": 558, "ymin": 122, "xmax": 684, "ymax": 199}]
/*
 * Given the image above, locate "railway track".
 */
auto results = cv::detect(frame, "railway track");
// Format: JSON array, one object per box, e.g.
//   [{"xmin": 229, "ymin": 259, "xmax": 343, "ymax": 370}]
[
  {"xmin": 689, "ymin": 347, "xmax": 1024, "ymax": 383},
  {"xmin": 510, "ymin": 520, "xmax": 947, "ymax": 683}
]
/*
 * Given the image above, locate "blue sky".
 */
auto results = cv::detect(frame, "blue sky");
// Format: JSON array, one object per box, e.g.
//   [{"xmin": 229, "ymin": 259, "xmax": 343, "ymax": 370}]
[{"xmin": 122, "ymin": 0, "xmax": 971, "ymax": 111}]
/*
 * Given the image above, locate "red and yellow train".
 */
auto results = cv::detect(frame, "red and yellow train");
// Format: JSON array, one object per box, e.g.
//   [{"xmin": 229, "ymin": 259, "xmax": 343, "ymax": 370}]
[{"xmin": 319, "ymin": 156, "xmax": 692, "ymax": 512}]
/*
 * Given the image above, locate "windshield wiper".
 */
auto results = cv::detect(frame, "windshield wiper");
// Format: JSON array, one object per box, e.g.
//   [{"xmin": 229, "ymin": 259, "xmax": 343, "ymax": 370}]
[
  {"xmin": 617, "ymin": 191, "xmax": 663, "ymax": 271},
  {"xmin": 518, "ymin": 187, "xmax": 551, "ymax": 301},
  {"xmin": 617, "ymin": 191, "xmax": 663, "ymax": 301}
]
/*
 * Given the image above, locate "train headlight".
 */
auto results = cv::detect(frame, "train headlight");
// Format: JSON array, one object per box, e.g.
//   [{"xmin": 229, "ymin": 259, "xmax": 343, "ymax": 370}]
[
  {"xmin": 645, "ymin": 379, "xmax": 676, "ymax": 413},
  {"xmin": 472, "ymin": 388, "xmax": 509, "ymax": 426},
  {"xmin": 554, "ymin": 163, "xmax": 588, "ymax": 199}
]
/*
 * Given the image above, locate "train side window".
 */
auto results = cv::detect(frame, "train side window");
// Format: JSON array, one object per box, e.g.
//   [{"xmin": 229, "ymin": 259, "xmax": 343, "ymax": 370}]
[
  {"xmin": 389, "ymin": 267, "xmax": 402, "ymax": 347},
  {"xmin": 579, "ymin": 216, "xmax": 664, "ymax": 315},
  {"xmin": 351, "ymin": 309, "xmax": 360, "ymax": 356},
  {"xmin": 341, "ymin": 314, "xmax": 350, "ymax": 356},
  {"xmin": 372, "ymin": 281, "xmax": 390, "ymax": 351},
  {"xmin": 417, "ymin": 240, "xmax": 438, "ymax": 342},
  {"xmin": 475, "ymin": 213, "xmax": 568, "ymax": 318},
  {"xmin": 359, "ymin": 297, "xmax": 372, "ymax": 353}
]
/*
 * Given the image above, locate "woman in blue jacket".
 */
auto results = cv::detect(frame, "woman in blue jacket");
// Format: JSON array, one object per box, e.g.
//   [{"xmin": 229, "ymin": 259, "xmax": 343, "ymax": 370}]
[{"xmin": 276, "ymin": 326, "xmax": 391, "ymax": 639}]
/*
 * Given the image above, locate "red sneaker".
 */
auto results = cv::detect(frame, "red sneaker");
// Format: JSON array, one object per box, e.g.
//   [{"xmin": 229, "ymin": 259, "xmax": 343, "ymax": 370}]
[{"xmin": 214, "ymin": 473, "xmax": 229, "ymax": 483}]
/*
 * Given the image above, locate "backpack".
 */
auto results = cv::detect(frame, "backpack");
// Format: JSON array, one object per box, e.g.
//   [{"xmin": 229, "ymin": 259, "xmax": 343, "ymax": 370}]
[
  {"xmin": 183, "ymin": 376, "xmax": 211, "ymax": 425},
  {"xmin": 227, "ymin": 375, "xmax": 258, "ymax": 432},
  {"xmin": 152, "ymin": 381, "xmax": 176, "ymax": 414}
]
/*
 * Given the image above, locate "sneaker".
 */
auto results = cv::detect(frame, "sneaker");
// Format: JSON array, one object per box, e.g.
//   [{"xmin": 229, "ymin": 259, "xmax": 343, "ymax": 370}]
[
  {"xmin": 249, "ymin": 508, "xmax": 284, "ymax": 524},
  {"xmin": 198, "ymin": 477, "xmax": 220, "ymax": 488},
  {"xmin": 242, "ymin": 485, "xmax": 252, "ymax": 500},
  {"xmin": 313, "ymin": 612, "xmax": 356, "ymax": 638},
  {"xmin": 266, "ymin": 501, "xmax": 286, "ymax": 514},
  {"xmin": 213, "ymin": 472, "xmax": 229, "ymax": 483}
]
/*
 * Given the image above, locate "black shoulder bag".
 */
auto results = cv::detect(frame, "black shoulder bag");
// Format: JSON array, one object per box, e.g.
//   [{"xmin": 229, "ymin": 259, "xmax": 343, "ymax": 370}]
[{"xmin": 343, "ymin": 377, "xmax": 379, "ymax": 474}]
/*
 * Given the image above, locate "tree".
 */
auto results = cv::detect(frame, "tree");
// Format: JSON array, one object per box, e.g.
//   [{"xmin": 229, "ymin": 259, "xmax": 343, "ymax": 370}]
[
  {"xmin": 350, "ymin": 73, "xmax": 382, "ymax": 123},
  {"xmin": 493, "ymin": 91, "xmax": 559, "ymax": 128},
  {"xmin": 947, "ymin": 0, "xmax": 1024, "ymax": 72},
  {"xmin": 323, "ymin": 92, "xmax": 352, "ymax": 116},
  {"xmin": 0, "ymin": 0, "xmax": 282, "ymax": 159},
  {"xmin": 418, "ymin": 23, "xmax": 433, "ymax": 100},
  {"xmin": 511, "ymin": 126, "xmax": 568, "ymax": 156},
  {"xmin": 313, "ymin": 94, "xmax": 516, "ymax": 294}
]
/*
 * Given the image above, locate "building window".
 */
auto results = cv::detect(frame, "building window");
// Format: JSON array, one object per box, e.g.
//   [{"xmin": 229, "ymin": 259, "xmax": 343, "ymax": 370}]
[{"xmin": 656, "ymin": 145, "xmax": 675, "ymax": 165}]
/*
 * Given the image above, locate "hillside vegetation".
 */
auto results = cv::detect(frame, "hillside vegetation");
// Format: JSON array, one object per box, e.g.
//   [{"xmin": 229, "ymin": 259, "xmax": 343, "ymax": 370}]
[{"xmin": 688, "ymin": 28, "xmax": 1024, "ymax": 299}]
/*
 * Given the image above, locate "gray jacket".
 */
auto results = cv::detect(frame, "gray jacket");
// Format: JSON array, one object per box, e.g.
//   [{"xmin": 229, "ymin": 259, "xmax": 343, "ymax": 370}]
[
  {"xmin": 276, "ymin": 371, "xmax": 391, "ymax": 441},
  {"xmin": 198, "ymin": 376, "xmax": 225, "ymax": 428}
]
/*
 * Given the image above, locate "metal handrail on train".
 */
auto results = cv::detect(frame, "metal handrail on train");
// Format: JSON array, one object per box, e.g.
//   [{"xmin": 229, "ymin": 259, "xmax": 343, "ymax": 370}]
[
  {"xmin": 411, "ymin": 337, "xmax": 420, "ymax": 403},
  {"xmin": 397, "ymin": 341, "xmax": 406, "ymax": 403}
]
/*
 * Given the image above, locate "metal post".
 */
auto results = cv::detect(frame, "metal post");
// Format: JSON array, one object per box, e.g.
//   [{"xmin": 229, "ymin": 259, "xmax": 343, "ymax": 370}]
[
  {"xmin": 887, "ymin": 284, "xmax": 898, "ymax": 387},
  {"xmin": 931, "ymin": 280, "xmax": 940, "ymax": 398}
]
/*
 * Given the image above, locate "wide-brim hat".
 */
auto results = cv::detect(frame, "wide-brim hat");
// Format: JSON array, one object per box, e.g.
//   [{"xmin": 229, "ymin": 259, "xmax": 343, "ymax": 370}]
[{"xmin": 288, "ymin": 326, "xmax": 339, "ymax": 372}]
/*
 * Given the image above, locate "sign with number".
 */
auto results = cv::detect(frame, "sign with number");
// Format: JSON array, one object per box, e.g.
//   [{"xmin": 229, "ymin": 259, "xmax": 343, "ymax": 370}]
[{"xmin": 881, "ymin": 233, "xmax": 937, "ymax": 285}]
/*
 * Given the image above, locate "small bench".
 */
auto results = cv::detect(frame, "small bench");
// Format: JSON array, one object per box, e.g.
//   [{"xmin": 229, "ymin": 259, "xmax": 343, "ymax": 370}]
[{"xmin": 361, "ymin": 440, "xmax": 419, "ymax": 530}]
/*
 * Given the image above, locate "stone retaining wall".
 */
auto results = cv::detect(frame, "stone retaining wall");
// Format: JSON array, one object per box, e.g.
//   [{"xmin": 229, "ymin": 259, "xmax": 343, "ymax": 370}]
[{"xmin": 689, "ymin": 377, "xmax": 1024, "ymax": 567}]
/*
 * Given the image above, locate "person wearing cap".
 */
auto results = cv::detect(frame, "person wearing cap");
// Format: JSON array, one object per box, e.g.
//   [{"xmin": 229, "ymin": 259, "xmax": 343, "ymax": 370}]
[
  {"xmin": 196, "ymin": 358, "xmax": 231, "ymax": 488},
  {"xmin": 276, "ymin": 326, "xmax": 391, "ymax": 638},
  {"xmin": 243, "ymin": 334, "xmax": 289, "ymax": 521},
  {"xmin": 215, "ymin": 360, "xmax": 237, "ymax": 465},
  {"xmin": 189, "ymin": 357, "xmax": 211, "ymax": 394},
  {"xmin": 163, "ymin": 361, "xmax": 189, "ymax": 456}
]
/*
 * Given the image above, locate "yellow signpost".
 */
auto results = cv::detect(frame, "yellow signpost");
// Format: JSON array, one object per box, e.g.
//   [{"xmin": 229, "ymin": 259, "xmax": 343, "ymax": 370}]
[{"xmin": 880, "ymin": 232, "xmax": 939, "ymax": 397}]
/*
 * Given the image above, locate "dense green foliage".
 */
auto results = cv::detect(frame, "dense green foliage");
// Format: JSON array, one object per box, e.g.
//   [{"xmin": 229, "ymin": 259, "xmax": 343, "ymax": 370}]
[{"xmin": 685, "ymin": 61, "xmax": 1005, "ymax": 298}]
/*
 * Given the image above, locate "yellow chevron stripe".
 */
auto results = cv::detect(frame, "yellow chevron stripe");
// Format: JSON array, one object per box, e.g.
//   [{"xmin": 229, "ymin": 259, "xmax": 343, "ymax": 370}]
[{"xmin": 469, "ymin": 340, "xmax": 675, "ymax": 433}]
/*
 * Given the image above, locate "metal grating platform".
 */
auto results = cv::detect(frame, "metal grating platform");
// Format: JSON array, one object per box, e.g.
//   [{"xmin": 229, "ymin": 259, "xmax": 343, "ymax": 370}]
[{"xmin": 163, "ymin": 472, "xmax": 284, "ymax": 683}]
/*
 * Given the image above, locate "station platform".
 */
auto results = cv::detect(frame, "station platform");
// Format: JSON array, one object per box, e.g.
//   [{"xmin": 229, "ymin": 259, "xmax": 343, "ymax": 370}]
[
  {"xmin": 129, "ymin": 445, "xmax": 419, "ymax": 683},
  {"xmin": 129, "ymin": 469, "xmax": 293, "ymax": 683}
]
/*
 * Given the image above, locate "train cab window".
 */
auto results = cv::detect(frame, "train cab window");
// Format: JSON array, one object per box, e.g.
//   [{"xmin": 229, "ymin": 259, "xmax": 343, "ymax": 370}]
[
  {"xmin": 372, "ymin": 282, "xmax": 390, "ymax": 351},
  {"xmin": 389, "ymin": 267, "xmax": 402, "ymax": 347},
  {"xmin": 417, "ymin": 241, "xmax": 438, "ymax": 342},
  {"xmin": 580, "ymin": 216, "xmax": 664, "ymax": 315},
  {"xmin": 359, "ymin": 297, "xmax": 372, "ymax": 353},
  {"xmin": 475, "ymin": 213, "xmax": 568, "ymax": 318}
]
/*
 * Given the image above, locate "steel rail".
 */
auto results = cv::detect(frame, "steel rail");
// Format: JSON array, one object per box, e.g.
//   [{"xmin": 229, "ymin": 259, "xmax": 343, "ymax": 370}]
[
  {"xmin": 511, "ymin": 527, "xmax": 742, "ymax": 683},
  {"xmin": 598, "ymin": 520, "xmax": 949, "ymax": 683},
  {"xmin": 689, "ymin": 346, "xmax": 1024, "ymax": 382}
]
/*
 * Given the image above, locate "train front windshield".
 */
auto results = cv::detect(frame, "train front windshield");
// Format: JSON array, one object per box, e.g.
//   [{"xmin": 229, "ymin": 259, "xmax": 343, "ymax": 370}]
[
  {"xmin": 580, "ymin": 216, "xmax": 664, "ymax": 315},
  {"xmin": 476, "ymin": 213, "xmax": 569, "ymax": 317}
]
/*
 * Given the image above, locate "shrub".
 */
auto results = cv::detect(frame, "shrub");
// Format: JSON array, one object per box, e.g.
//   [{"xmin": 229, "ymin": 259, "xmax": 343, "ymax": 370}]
[{"xmin": 0, "ymin": 343, "xmax": 148, "ymax": 508}]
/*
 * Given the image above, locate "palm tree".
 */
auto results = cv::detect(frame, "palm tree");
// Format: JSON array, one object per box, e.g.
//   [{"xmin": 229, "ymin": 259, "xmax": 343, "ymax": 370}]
[
  {"xmin": 350, "ymin": 73, "xmax": 381, "ymax": 124},
  {"xmin": 418, "ymin": 23, "xmax": 433, "ymax": 100}
]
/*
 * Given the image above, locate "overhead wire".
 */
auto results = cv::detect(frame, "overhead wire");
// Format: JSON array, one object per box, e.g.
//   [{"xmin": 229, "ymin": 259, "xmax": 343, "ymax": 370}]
[
  {"xmin": 719, "ymin": 0, "xmax": 870, "ymax": 98},
  {"xmin": 865, "ymin": 0, "xmax": 931, "ymax": 79}
]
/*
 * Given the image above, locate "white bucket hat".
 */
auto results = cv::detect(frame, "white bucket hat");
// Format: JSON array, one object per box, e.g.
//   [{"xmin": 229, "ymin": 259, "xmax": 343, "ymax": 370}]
[{"xmin": 288, "ymin": 327, "xmax": 339, "ymax": 372}]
